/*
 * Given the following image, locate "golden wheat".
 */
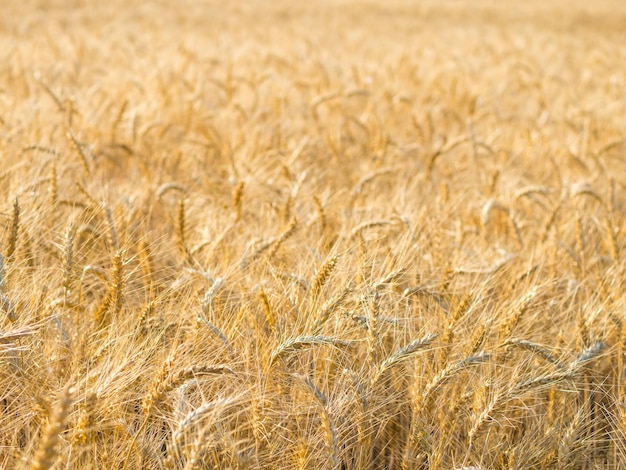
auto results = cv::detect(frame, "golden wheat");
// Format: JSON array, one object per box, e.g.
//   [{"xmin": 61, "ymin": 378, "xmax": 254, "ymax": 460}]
[{"xmin": 2, "ymin": 0, "xmax": 626, "ymax": 468}]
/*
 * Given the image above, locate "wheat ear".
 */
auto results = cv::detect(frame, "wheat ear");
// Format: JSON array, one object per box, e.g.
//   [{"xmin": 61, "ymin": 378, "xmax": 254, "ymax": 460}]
[
  {"xmin": 297, "ymin": 374, "xmax": 339, "ymax": 469},
  {"xmin": 312, "ymin": 255, "xmax": 338, "ymax": 300},
  {"xmin": 311, "ymin": 283, "xmax": 352, "ymax": 335},
  {"xmin": 6, "ymin": 198, "xmax": 20, "ymax": 262},
  {"xmin": 61, "ymin": 221, "xmax": 76, "ymax": 295},
  {"xmin": 166, "ymin": 396, "xmax": 244, "ymax": 468},
  {"xmin": 499, "ymin": 288, "xmax": 537, "ymax": 344},
  {"xmin": 372, "ymin": 333, "xmax": 438, "ymax": 385},
  {"xmin": 30, "ymin": 385, "xmax": 74, "ymax": 470},
  {"xmin": 259, "ymin": 288, "xmax": 276, "ymax": 330},
  {"xmin": 313, "ymin": 196, "xmax": 326, "ymax": 231},
  {"xmin": 176, "ymin": 198, "xmax": 187, "ymax": 255},
  {"xmin": 49, "ymin": 162, "xmax": 57, "ymax": 205},
  {"xmin": 269, "ymin": 335, "xmax": 351, "ymax": 366},
  {"xmin": 94, "ymin": 250, "xmax": 125, "ymax": 329},
  {"xmin": 268, "ymin": 217, "xmax": 298, "ymax": 258},
  {"xmin": 143, "ymin": 365, "xmax": 235, "ymax": 416},
  {"xmin": 232, "ymin": 181, "xmax": 244, "ymax": 222},
  {"xmin": 111, "ymin": 99, "xmax": 128, "ymax": 142},
  {"xmin": 66, "ymin": 130, "xmax": 91, "ymax": 177},
  {"xmin": 604, "ymin": 215, "xmax": 619, "ymax": 261},
  {"xmin": 0, "ymin": 254, "xmax": 5, "ymax": 295}
]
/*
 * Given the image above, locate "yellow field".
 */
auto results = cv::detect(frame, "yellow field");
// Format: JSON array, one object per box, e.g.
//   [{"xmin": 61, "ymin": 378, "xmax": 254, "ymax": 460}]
[{"xmin": 2, "ymin": 1, "xmax": 626, "ymax": 468}]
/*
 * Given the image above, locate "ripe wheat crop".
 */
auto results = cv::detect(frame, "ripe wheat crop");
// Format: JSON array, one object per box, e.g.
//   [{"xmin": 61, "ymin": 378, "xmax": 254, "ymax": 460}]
[{"xmin": 2, "ymin": 0, "xmax": 626, "ymax": 468}]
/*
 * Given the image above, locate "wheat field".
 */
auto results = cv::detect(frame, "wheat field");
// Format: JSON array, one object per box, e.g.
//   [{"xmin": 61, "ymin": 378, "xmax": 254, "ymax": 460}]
[{"xmin": 1, "ymin": 0, "xmax": 626, "ymax": 468}]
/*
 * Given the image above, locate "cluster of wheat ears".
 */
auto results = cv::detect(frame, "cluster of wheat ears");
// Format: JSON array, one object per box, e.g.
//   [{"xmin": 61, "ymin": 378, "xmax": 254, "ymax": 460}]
[{"xmin": 1, "ymin": 0, "xmax": 626, "ymax": 469}]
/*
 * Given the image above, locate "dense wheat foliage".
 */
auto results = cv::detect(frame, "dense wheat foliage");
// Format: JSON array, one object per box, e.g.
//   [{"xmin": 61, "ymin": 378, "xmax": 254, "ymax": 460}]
[{"xmin": 2, "ymin": 0, "xmax": 626, "ymax": 468}]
